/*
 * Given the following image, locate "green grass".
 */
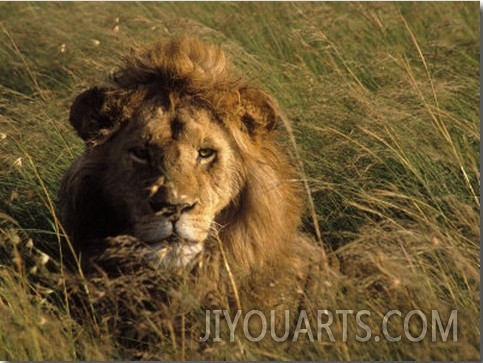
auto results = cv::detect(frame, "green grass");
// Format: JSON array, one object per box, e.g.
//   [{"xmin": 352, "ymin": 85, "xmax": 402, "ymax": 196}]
[{"xmin": 0, "ymin": 2, "xmax": 479, "ymax": 360}]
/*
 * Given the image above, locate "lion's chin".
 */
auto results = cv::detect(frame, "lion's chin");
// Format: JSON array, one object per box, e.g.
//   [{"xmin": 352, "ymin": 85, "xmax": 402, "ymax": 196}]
[
  {"xmin": 133, "ymin": 219, "xmax": 204, "ymax": 268},
  {"xmin": 145, "ymin": 239, "xmax": 203, "ymax": 269}
]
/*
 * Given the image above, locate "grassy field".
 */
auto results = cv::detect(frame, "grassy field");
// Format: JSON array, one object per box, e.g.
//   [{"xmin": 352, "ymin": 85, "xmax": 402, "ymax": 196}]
[{"xmin": 0, "ymin": 2, "xmax": 479, "ymax": 360}]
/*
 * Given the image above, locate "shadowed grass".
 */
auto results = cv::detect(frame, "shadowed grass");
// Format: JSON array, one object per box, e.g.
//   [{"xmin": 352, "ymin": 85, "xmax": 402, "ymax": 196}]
[{"xmin": 0, "ymin": 2, "xmax": 479, "ymax": 360}]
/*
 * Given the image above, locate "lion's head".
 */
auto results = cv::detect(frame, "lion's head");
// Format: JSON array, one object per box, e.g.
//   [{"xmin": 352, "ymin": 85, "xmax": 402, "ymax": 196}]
[{"xmin": 59, "ymin": 38, "xmax": 309, "ymax": 274}]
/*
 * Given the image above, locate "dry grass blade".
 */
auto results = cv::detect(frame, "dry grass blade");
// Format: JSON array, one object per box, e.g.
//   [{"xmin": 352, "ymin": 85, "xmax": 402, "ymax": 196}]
[{"xmin": 213, "ymin": 233, "xmax": 242, "ymax": 312}]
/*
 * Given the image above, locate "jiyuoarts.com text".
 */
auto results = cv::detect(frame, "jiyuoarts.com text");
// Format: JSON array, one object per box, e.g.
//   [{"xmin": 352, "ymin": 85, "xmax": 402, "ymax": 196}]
[{"xmin": 200, "ymin": 309, "xmax": 458, "ymax": 343}]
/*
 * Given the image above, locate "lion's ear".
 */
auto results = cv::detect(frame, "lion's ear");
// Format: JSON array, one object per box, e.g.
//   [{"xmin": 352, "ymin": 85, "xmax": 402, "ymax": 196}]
[
  {"xmin": 240, "ymin": 88, "xmax": 279, "ymax": 135},
  {"xmin": 69, "ymin": 87, "xmax": 116, "ymax": 141}
]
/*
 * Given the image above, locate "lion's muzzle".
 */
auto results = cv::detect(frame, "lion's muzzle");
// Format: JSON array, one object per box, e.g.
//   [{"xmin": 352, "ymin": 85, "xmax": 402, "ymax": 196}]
[{"xmin": 134, "ymin": 185, "xmax": 206, "ymax": 244}]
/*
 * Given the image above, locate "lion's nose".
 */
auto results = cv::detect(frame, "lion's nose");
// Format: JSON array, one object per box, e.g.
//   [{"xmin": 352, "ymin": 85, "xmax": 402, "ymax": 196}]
[
  {"xmin": 149, "ymin": 200, "xmax": 194, "ymax": 216},
  {"xmin": 149, "ymin": 190, "xmax": 195, "ymax": 217}
]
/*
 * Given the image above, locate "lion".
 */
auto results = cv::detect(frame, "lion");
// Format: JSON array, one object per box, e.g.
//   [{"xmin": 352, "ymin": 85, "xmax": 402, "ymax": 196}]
[
  {"xmin": 59, "ymin": 39, "xmax": 325, "ymax": 342},
  {"xmin": 59, "ymin": 37, "xmax": 320, "ymax": 275}
]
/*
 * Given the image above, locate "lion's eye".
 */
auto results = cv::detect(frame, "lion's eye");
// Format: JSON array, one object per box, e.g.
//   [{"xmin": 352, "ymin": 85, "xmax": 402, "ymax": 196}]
[
  {"xmin": 198, "ymin": 148, "xmax": 216, "ymax": 160},
  {"xmin": 129, "ymin": 147, "xmax": 150, "ymax": 164}
]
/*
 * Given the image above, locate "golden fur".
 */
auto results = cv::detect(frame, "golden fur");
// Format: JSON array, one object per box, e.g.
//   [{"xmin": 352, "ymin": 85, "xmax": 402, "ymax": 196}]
[{"xmin": 59, "ymin": 37, "xmax": 317, "ymax": 279}]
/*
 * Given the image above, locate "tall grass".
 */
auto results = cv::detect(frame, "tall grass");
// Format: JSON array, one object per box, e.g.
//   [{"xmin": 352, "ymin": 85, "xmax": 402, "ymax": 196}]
[{"xmin": 0, "ymin": 2, "xmax": 479, "ymax": 360}]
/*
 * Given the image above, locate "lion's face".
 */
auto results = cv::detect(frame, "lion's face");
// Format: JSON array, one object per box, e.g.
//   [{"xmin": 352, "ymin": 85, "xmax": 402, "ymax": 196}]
[
  {"xmin": 61, "ymin": 38, "xmax": 305, "ymax": 272},
  {"xmin": 100, "ymin": 100, "xmax": 243, "ymax": 264}
]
